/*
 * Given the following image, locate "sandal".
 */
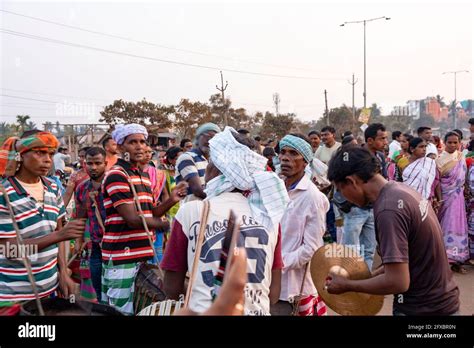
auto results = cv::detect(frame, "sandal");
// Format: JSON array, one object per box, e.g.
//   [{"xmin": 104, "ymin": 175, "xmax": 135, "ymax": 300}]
[{"xmin": 451, "ymin": 264, "xmax": 468, "ymax": 274}]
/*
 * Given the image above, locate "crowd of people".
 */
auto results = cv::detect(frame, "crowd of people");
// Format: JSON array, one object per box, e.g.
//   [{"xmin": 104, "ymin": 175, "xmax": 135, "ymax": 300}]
[{"xmin": 0, "ymin": 117, "xmax": 472, "ymax": 316}]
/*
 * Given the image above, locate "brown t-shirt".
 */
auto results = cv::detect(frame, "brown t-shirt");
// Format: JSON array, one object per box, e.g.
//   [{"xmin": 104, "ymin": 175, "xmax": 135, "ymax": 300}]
[{"xmin": 373, "ymin": 181, "xmax": 459, "ymax": 315}]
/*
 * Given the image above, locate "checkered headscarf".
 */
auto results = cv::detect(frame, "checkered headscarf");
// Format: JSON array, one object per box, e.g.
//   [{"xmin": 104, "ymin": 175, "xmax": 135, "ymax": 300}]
[{"xmin": 205, "ymin": 127, "xmax": 289, "ymax": 231}]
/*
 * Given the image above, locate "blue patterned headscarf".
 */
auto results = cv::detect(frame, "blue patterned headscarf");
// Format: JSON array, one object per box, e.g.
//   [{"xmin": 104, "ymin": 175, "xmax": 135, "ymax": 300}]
[{"xmin": 279, "ymin": 135, "xmax": 313, "ymax": 163}]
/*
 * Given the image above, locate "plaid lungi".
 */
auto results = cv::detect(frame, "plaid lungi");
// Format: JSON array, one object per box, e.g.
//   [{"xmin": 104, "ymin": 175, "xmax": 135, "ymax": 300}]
[{"xmin": 101, "ymin": 261, "xmax": 139, "ymax": 315}]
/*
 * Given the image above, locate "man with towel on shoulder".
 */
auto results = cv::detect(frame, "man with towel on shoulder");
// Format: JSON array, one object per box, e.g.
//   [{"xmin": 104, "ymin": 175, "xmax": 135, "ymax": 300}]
[{"xmin": 162, "ymin": 127, "xmax": 289, "ymax": 315}]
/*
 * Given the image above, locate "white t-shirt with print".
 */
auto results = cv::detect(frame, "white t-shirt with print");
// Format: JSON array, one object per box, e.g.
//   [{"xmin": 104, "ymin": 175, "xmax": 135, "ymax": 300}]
[{"xmin": 170, "ymin": 192, "xmax": 281, "ymax": 315}]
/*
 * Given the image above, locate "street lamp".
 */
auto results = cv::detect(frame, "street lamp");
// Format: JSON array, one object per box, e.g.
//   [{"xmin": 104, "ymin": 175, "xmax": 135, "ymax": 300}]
[
  {"xmin": 442, "ymin": 70, "xmax": 469, "ymax": 129},
  {"xmin": 340, "ymin": 16, "xmax": 391, "ymax": 109}
]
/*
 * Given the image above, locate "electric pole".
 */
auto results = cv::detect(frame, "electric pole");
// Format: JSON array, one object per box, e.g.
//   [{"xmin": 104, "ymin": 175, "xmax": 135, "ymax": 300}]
[
  {"xmin": 324, "ymin": 89, "xmax": 329, "ymax": 126},
  {"xmin": 442, "ymin": 70, "xmax": 469, "ymax": 129},
  {"xmin": 347, "ymin": 73, "xmax": 358, "ymax": 122},
  {"xmin": 216, "ymin": 71, "xmax": 229, "ymax": 126},
  {"xmin": 273, "ymin": 93, "xmax": 280, "ymax": 116},
  {"xmin": 340, "ymin": 16, "xmax": 391, "ymax": 109}
]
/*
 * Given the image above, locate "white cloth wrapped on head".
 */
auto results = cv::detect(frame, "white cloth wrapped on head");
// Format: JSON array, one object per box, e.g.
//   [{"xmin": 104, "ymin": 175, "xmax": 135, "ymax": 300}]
[
  {"xmin": 112, "ymin": 124, "xmax": 148, "ymax": 145},
  {"xmin": 205, "ymin": 127, "xmax": 289, "ymax": 231}
]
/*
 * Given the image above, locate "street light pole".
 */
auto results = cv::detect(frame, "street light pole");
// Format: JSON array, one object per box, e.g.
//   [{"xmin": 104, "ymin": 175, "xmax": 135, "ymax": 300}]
[
  {"xmin": 442, "ymin": 70, "xmax": 469, "ymax": 129},
  {"xmin": 340, "ymin": 16, "xmax": 390, "ymax": 109},
  {"xmin": 363, "ymin": 20, "xmax": 366, "ymax": 108}
]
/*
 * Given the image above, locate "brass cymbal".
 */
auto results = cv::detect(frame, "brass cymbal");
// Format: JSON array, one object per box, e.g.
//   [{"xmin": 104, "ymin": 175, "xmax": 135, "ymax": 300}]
[{"xmin": 310, "ymin": 243, "xmax": 384, "ymax": 316}]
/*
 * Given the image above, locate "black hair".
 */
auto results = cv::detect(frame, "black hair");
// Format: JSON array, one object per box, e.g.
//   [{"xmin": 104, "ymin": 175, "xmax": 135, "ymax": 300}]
[
  {"xmin": 262, "ymin": 147, "xmax": 276, "ymax": 157},
  {"xmin": 166, "ymin": 146, "xmax": 182, "ymax": 160},
  {"xmin": 468, "ymin": 139, "xmax": 474, "ymax": 152},
  {"xmin": 402, "ymin": 133, "xmax": 414, "ymax": 143},
  {"xmin": 79, "ymin": 146, "xmax": 91, "ymax": 154},
  {"xmin": 444, "ymin": 131, "xmax": 460, "ymax": 143},
  {"xmin": 254, "ymin": 136, "xmax": 261, "ymax": 142},
  {"xmin": 364, "ymin": 123, "xmax": 386, "ymax": 142},
  {"xmin": 452, "ymin": 129, "xmax": 463, "ymax": 140},
  {"xmin": 308, "ymin": 130, "xmax": 321, "ymax": 137},
  {"xmin": 237, "ymin": 128, "xmax": 250, "ymax": 136},
  {"xmin": 274, "ymin": 142, "xmax": 280, "ymax": 154},
  {"xmin": 342, "ymin": 130, "xmax": 353, "ymax": 138},
  {"xmin": 392, "ymin": 131, "xmax": 402, "ymax": 140},
  {"xmin": 407, "ymin": 137, "xmax": 425, "ymax": 154},
  {"xmin": 85, "ymin": 146, "xmax": 106, "ymax": 158},
  {"xmin": 232, "ymin": 131, "xmax": 255, "ymax": 149},
  {"xmin": 342, "ymin": 135, "xmax": 356, "ymax": 146},
  {"xmin": 417, "ymin": 126, "xmax": 431, "ymax": 135},
  {"xmin": 180, "ymin": 138, "xmax": 192, "ymax": 148},
  {"xmin": 469, "ymin": 118, "xmax": 474, "ymax": 125},
  {"xmin": 327, "ymin": 146, "xmax": 380, "ymax": 184},
  {"xmin": 321, "ymin": 126, "xmax": 336, "ymax": 134},
  {"xmin": 102, "ymin": 136, "xmax": 113, "ymax": 148}
]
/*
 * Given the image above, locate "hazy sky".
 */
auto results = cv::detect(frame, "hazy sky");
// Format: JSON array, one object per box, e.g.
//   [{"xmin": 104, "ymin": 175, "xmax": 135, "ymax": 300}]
[{"xmin": 1, "ymin": 0, "xmax": 473, "ymax": 126}]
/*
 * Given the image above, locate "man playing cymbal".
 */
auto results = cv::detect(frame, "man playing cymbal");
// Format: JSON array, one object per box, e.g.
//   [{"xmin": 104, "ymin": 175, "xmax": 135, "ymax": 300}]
[{"xmin": 325, "ymin": 146, "xmax": 459, "ymax": 315}]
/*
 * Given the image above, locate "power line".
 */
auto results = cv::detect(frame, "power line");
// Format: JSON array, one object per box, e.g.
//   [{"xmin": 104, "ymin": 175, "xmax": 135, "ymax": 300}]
[
  {"xmin": 1, "ymin": 28, "xmax": 345, "ymax": 81},
  {"xmin": 1, "ymin": 8, "xmax": 348, "ymax": 76},
  {"xmin": 0, "ymin": 102, "xmax": 57, "ymax": 106},
  {"xmin": 1, "ymin": 94, "xmax": 59, "ymax": 104},
  {"xmin": 1, "ymin": 93, "xmax": 106, "ymax": 107},
  {"xmin": 0, "ymin": 87, "xmax": 111, "ymax": 103},
  {"xmin": 0, "ymin": 104, "xmax": 54, "ymax": 111}
]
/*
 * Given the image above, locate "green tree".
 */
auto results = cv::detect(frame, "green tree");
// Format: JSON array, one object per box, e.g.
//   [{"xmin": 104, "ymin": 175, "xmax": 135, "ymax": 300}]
[
  {"xmin": 260, "ymin": 112, "xmax": 295, "ymax": 140},
  {"xmin": 208, "ymin": 93, "xmax": 232, "ymax": 127},
  {"xmin": 313, "ymin": 105, "xmax": 359, "ymax": 139},
  {"xmin": 25, "ymin": 121, "xmax": 37, "ymax": 131},
  {"xmin": 370, "ymin": 103, "xmax": 382, "ymax": 117},
  {"xmin": 0, "ymin": 122, "xmax": 18, "ymax": 144},
  {"xmin": 16, "ymin": 115, "xmax": 30, "ymax": 134},
  {"xmin": 436, "ymin": 94, "xmax": 446, "ymax": 107},
  {"xmin": 412, "ymin": 114, "xmax": 436, "ymax": 132},
  {"xmin": 100, "ymin": 99, "xmax": 173, "ymax": 129},
  {"xmin": 173, "ymin": 98, "xmax": 213, "ymax": 139}
]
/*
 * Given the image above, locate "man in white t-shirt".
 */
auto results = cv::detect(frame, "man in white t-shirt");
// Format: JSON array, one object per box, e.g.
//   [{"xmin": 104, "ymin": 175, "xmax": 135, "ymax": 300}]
[
  {"xmin": 388, "ymin": 131, "xmax": 402, "ymax": 159},
  {"xmin": 53, "ymin": 147, "xmax": 71, "ymax": 172},
  {"xmin": 162, "ymin": 127, "xmax": 290, "ymax": 315},
  {"xmin": 314, "ymin": 126, "xmax": 340, "ymax": 243},
  {"xmin": 417, "ymin": 126, "xmax": 438, "ymax": 159},
  {"xmin": 315, "ymin": 126, "xmax": 341, "ymax": 165}
]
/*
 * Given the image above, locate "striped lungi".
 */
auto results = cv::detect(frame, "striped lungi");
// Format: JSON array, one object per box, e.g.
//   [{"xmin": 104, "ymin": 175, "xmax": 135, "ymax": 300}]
[
  {"xmin": 297, "ymin": 295, "xmax": 328, "ymax": 316},
  {"xmin": 101, "ymin": 261, "xmax": 139, "ymax": 315}
]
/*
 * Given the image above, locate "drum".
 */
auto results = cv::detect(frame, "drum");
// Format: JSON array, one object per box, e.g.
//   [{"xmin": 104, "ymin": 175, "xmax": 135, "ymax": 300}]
[
  {"xmin": 136, "ymin": 299, "xmax": 184, "ymax": 316},
  {"xmin": 133, "ymin": 263, "xmax": 166, "ymax": 314},
  {"xmin": 20, "ymin": 298, "xmax": 123, "ymax": 316}
]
